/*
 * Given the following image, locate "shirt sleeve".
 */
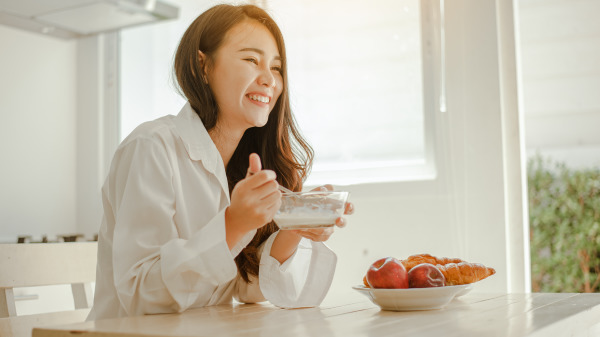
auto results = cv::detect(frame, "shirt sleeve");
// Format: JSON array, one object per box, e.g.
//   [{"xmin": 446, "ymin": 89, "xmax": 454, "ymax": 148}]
[
  {"xmin": 258, "ymin": 231, "xmax": 337, "ymax": 308},
  {"xmin": 109, "ymin": 136, "xmax": 237, "ymax": 316}
]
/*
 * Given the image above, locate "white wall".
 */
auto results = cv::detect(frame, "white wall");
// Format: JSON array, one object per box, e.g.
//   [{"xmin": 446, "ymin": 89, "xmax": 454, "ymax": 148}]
[
  {"xmin": 0, "ymin": 25, "xmax": 117, "ymax": 243},
  {"xmin": 0, "ymin": 25, "xmax": 77, "ymax": 243},
  {"xmin": 519, "ymin": 0, "xmax": 600, "ymax": 168}
]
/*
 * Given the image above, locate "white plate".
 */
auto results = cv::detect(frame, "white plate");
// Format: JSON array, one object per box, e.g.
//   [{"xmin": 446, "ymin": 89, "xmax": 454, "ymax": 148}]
[
  {"xmin": 352, "ymin": 284, "xmax": 470, "ymax": 311},
  {"xmin": 454, "ymin": 284, "xmax": 474, "ymax": 298}
]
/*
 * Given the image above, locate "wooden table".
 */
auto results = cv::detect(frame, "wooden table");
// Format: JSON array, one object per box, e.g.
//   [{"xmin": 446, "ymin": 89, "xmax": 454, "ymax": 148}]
[{"xmin": 32, "ymin": 292, "xmax": 600, "ymax": 337}]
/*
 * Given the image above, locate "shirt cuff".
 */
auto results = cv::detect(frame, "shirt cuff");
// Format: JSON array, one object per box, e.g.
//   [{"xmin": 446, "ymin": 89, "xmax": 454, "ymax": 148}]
[{"xmin": 258, "ymin": 231, "xmax": 337, "ymax": 308}]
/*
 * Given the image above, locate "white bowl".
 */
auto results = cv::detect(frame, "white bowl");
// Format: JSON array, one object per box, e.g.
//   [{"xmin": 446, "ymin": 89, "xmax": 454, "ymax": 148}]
[
  {"xmin": 352, "ymin": 284, "xmax": 470, "ymax": 311},
  {"xmin": 273, "ymin": 191, "xmax": 349, "ymax": 230},
  {"xmin": 454, "ymin": 284, "xmax": 474, "ymax": 298}
]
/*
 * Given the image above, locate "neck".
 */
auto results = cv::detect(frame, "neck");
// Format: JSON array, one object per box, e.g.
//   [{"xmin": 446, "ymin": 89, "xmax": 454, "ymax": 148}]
[{"xmin": 208, "ymin": 123, "xmax": 245, "ymax": 169}]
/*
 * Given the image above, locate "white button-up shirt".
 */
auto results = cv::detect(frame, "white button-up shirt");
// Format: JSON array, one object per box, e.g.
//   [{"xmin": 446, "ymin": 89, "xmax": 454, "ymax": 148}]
[{"xmin": 88, "ymin": 103, "xmax": 337, "ymax": 320}]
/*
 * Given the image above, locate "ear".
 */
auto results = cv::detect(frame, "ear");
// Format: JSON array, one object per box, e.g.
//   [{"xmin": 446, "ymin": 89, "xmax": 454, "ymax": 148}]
[{"xmin": 197, "ymin": 50, "xmax": 209, "ymax": 83}]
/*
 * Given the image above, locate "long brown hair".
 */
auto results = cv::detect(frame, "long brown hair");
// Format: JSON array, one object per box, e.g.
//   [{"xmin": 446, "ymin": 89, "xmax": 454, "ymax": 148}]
[{"xmin": 173, "ymin": 4, "xmax": 313, "ymax": 282}]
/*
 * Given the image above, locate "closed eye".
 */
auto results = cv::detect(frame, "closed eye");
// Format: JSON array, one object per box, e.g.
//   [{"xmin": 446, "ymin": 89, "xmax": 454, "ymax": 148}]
[{"xmin": 271, "ymin": 66, "xmax": 282, "ymax": 73}]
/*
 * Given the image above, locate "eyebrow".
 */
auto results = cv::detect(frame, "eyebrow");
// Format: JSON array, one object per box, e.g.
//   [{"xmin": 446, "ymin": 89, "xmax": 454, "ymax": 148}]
[{"xmin": 238, "ymin": 47, "xmax": 281, "ymax": 61}]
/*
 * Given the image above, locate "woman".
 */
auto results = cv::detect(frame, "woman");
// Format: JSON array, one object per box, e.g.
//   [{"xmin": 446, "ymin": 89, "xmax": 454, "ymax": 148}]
[{"xmin": 88, "ymin": 4, "xmax": 353, "ymax": 320}]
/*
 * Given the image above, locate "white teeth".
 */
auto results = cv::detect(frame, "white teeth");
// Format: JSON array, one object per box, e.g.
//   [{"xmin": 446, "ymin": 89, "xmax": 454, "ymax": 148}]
[{"xmin": 249, "ymin": 95, "xmax": 269, "ymax": 103}]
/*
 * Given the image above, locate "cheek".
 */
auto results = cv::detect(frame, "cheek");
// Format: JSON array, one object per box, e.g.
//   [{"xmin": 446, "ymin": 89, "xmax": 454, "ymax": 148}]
[
  {"xmin": 209, "ymin": 64, "xmax": 244, "ymax": 103},
  {"xmin": 208, "ymin": 72, "xmax": 228, "ymax": 103},
  {"xmin": 273, "ymin": 78, "xmax": 284, "ymax": 102}
]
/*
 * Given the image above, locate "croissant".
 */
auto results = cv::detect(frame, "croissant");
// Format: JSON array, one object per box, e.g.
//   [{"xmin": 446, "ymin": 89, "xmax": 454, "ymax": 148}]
[
  {"xmin": 437, "ymin": 262, "xmax": 496, "ymax": 285},
  {"xmin": 401, "ymin": 253, "xmax": 464, "ymax": 271}
]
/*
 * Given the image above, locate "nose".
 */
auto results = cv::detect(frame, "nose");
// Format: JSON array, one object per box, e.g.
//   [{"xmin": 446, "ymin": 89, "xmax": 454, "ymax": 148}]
[{"xmin": 258, "ymin": 67, "xmax": 276, "ymax": 88}]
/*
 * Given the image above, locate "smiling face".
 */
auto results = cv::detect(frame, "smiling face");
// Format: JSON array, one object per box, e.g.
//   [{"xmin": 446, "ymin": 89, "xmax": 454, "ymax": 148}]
[{"xmin": 204, "ymin": 19, "xmax": 283, "ymax": 134}]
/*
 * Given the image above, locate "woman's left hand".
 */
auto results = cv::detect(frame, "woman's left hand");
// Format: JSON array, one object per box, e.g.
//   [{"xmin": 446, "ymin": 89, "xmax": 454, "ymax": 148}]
[{"xmin": 289, "ymin": 184, "xmax": 354, "ymax": 242}]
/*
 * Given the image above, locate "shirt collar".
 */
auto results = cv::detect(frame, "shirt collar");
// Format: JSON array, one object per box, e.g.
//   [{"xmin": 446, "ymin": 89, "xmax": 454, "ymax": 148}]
[{"xmin": 172, "ymin": 102, "xmax": 223, "ymax": 176}]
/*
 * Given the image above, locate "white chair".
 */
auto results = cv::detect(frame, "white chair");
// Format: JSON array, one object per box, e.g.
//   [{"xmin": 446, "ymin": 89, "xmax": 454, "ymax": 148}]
[{"xmin": 0, "ymin": 242, "xmax": 97, "ymax": 337}]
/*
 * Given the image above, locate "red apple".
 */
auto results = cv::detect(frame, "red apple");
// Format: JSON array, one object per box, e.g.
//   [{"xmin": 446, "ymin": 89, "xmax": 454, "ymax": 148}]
[
  {"xmin": 408, "ymin": 263, "xmax": 445, "ymax": 288},
  {"xmin": 366, "ymin": 257, "xmax": 409, "ymax": 289}
]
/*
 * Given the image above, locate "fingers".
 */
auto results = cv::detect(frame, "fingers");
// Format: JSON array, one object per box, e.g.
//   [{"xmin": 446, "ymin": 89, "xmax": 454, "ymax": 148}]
[
  {"xmin": 245, "ymin": 169, "xmax": 277, "ymax": 190},
  {"xmin": 230, "ymin": 153, "xmax": 282, "ymax": 231},
  {"xmin": 246, "ymin": 153, "xmax": 262, "ymax": 177},
  {"xmin": 294, "ymin": 227, "xmax": 334, "ymax": 242},
  {"xmin": 252, "ymin": 180, "xmax": 281, "ymax": 201},
  {"xmin": 335, "ymin": 217, "xmax": 347, "ymax": 228},
  {"xmin": 265, "ymin": 196, "xmax": 282, "ymax": 212},
  {"xmin": 244, "ymin": 153, "xmax": 278, "ymax": 192},
  {"xmin": 243, "ymin": 175, "xmax": 280, "ymax": 210},
  {"xmin": 344, "ymin": 202, "xmax": 354, "ymax": 215},
  {"xmin": 260, "ymin": 190, "xmax": 281, "ymax": 209}
]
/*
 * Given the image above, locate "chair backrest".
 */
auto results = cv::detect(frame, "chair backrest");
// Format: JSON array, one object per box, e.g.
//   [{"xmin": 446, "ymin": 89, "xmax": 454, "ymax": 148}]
[{"xmin": 0, "ymin": 242, "xmax": 97, "ymax": 337}]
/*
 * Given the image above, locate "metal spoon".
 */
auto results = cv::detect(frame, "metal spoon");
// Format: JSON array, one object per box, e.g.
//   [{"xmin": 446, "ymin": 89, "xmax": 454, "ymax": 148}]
[{"xmin": 278, "ymin": 184, "xmax": 295, "ymax": 194}]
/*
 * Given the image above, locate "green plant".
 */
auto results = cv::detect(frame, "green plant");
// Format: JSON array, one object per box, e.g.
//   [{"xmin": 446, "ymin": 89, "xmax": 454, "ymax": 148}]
[{"xmin": 528, "ymin": 155, "xmax": 600, "ymax": 292}]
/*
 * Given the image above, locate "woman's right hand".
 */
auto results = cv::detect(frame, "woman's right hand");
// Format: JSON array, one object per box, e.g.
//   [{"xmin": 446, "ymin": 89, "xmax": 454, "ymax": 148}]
[{"xmin": 225, "ymin": 153, "xmax": 281, "ymax": 248}]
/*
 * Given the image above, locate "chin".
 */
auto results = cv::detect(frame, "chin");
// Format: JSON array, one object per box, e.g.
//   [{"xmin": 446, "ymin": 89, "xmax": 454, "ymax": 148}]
[
  {"xmin": 259, "ymin": 117, "xmax": 271, "ymax": 126},
  {"xmin": 252, "ymin": 121, "xmax": 268, "ymax": 129},
  {"xmin": 249, "ymin": 114, "xmax": 270, "ymax": 128}
]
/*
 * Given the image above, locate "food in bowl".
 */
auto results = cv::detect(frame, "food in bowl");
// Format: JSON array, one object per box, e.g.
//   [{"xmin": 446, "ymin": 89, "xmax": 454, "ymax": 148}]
[
  {"xmin": 362, "ymin": 254, "xmax": 496, "ymax": 288},
  {"xmin": 407, "ymin": 263, "xmax": 446, "ymax": 288},
  {"xmin": 365, "ymin": 257, "xmax": 409, "ymax": 289},
  {"xmin": 273, "ymin": 191, "xmax": 349, "ymax": 230}
]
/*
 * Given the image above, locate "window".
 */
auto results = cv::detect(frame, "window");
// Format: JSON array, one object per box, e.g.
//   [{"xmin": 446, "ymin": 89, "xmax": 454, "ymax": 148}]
[
  {"xmin": 119, "ymin": 0, "xmax": 437, "ymax": 186},
  {"xmin": 266, "ymin": 0, "xmax": 435, "ymax": 185}
]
